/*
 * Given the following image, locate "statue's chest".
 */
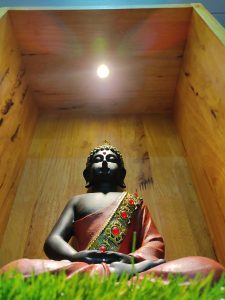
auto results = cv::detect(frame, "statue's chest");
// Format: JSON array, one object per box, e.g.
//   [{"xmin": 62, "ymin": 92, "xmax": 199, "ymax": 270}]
[{"xmin": 76, "ymin": 195, "xmax": 118, "ymax": 219}]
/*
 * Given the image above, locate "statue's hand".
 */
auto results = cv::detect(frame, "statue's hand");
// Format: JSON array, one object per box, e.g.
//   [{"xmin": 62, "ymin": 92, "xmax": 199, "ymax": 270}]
[
  {"xmin": 103, "ymin": 251, "xmax": 133, "ymax": 264},
  {"xmin": 109, "ymin": 259, "xmax": 165, "ymax": 277},
  {"xmin": 71, "ymin": 250, "xmax": 104, "ymax": 264},
  {"xmin": 71, "ymin": 250, "xmax": 133, "ymax": 264}
]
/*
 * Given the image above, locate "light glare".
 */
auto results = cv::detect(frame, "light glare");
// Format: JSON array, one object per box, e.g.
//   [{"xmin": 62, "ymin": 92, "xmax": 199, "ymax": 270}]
[{"xmin": 97, "ymin": 64, "xmax": 110, "ymax": 78}]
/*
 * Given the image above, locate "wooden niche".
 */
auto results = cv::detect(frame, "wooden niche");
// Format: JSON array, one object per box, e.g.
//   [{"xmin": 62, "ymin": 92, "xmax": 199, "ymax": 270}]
[{"xmin": 0, "ymin": 4, "xmax": 224, "ymax": 268}]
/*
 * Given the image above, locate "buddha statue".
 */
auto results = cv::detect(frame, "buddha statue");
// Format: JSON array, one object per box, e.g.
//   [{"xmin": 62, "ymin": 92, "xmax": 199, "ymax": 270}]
[{"xmin": 0, "ymin": 142, "xmax": 224, "ymax": 281}]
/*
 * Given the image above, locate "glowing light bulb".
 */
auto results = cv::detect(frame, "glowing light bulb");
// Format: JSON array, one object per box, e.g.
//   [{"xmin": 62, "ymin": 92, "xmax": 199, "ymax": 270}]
[{"xmin": 97, "ymin": 64, "xmax": 110, "ymax": 79}]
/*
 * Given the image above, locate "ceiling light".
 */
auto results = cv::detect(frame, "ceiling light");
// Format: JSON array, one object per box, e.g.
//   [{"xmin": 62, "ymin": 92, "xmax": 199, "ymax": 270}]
[{"xmin": 97, "ymin": 64, "xmax": 110, "ymax": 79}]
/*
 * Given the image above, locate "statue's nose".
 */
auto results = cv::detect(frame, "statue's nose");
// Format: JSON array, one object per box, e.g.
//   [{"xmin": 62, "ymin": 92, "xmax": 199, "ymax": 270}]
[{"xmin": 102, "ymin": 160, "xmax": 108, "ymax": 168}]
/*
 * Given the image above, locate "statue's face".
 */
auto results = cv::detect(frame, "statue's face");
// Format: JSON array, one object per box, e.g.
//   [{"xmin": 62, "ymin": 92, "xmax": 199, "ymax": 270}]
[{"xmin": 89, "ymin": 149, "xmax": 120, "ymax": 183}]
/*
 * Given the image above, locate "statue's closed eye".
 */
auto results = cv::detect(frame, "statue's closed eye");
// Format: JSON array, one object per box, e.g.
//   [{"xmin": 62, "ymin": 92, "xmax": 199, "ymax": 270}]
[
  {"xmin": 93, "ymin": 155, "xmax": 117, "ymax": 163},
  {"xmin": 108, "ymin": 155, "xmax": 117, "ymax": 161},
  {"xmin": 93, "ymin": 156, "xmax": 102, "ymax": 162}
]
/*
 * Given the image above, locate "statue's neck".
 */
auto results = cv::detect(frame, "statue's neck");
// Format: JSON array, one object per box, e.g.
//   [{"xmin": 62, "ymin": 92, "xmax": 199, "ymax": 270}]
[{"xmin": 91, "ymin": 183, "xmax": 118, "ymax": 194}]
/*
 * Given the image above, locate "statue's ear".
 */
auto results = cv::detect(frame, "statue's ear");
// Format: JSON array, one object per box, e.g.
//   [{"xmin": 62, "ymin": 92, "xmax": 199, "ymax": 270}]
[
  {"xmin": 118, "ymin": 167, "xmax": 126, "ymax": 188},
  {"xmin": 83, "ymin": 168, "xmax": 91, "ymax": 188}
]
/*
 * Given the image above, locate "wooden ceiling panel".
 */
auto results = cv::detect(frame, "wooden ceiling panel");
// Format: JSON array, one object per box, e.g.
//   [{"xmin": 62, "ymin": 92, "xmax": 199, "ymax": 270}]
[{"xmin": 9, "ymin": 8, "xmax": 192, "ymax": 113}]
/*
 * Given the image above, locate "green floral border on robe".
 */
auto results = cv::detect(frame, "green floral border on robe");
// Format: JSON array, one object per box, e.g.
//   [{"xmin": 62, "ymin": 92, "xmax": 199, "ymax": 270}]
[{"xmin": 86, "ymin": 192, "xmax": 143, "ymax": 252}]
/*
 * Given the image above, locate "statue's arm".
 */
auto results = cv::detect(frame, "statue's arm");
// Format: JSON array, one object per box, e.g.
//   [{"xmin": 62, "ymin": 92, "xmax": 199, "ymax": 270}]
[
  {"xmin": 44, "ymin": 198, "xmax": 104, "ymax": 263},
  {"xmin": 44, "ymin": 197, "xmax": 79, "ymax": 261},
  {"xmin": 129, "ymin": 203, "xmax": 165, "ymax": 263}
]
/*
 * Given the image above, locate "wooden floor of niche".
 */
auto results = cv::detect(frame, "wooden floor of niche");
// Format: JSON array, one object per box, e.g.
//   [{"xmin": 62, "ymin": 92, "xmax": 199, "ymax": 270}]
[{"xmin": 0, "ymin": 113, "xmax": 216, "ymax": 267}]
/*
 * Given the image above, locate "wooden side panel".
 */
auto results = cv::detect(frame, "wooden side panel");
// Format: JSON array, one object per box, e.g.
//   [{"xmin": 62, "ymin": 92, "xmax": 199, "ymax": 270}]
[
  {"xmin": 142, "ymin": 115, "xmax": 215, "ymax": 260},
  {"xmin": 174, "ymin": 8, "xmax": 225, "ymax": 264},
  {"xmin": 0, "ymin": 113, "xmax": 215, "ymax": 266},
  {"xmin": 0, "ymin": 14, "xmax": 39, "ymax": 244}
]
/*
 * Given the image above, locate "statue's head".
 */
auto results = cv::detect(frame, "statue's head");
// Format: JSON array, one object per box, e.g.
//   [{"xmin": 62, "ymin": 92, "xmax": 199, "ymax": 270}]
[{"xmin": 83, "ymin": 141, "xmax": 126, "ymax": 189}]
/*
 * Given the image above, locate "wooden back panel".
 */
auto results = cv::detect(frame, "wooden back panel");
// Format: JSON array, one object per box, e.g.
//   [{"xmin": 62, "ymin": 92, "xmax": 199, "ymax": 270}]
[
  {"xmin": 0, "ymin": 13, "xmax": 38, "ymax": 244},
  {"xmin": 174, "ymin": 5, "xmax": 225, "ymax": 264},
  {"xmin": 0, "ymin": 113, "xmax": 215, "ymax": 266}
]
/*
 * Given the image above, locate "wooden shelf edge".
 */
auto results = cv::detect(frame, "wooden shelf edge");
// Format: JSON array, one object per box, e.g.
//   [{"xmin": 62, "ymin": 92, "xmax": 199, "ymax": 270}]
[
  {"xmin": 0, "ymin": 8, "xmax": 8, "ymax": 19},
  {"xmin": 192, "ymin": 3, "xmax": 225, "ymax": 45}
]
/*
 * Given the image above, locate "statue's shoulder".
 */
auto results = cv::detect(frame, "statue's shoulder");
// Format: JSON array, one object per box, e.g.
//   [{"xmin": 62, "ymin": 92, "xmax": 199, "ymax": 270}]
[
  {"xmin": 68, "ymin": 193, "xmax": 89, "ymax": 206},
  {"xmin": 67, "ymin": 194, "xmax": 83, "ymax": 207}
]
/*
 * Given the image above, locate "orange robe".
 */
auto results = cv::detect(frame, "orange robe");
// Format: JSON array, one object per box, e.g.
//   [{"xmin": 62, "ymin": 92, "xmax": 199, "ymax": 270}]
[
  {"xmin": 72, "ymin": 198, "xmax": 165, "ymax": 262},
  {"xmin": 0, "ymin": 197, "xmax": 224, "ymax": 280}
]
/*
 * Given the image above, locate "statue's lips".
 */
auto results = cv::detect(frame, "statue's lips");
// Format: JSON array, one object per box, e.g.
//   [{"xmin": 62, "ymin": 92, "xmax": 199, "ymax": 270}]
[
  {"xmin": 96, "ymin": 168, "xmax": 110, "ymax": 175},
  {"xmin": 101, "ymin": 168, "xmax": 110, "ymax": 173}
]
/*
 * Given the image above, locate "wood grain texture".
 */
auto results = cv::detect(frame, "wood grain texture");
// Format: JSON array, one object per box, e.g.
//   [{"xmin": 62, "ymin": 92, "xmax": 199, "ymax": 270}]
[
  {"xmin": 0, "ymin": 13, "xmax": 39, "ymax": 245},
  {"xmin": 0, "ymin": 113, "xmax": 215, "ymax": 266},
  {"xmin": 142, "ymin": 115, "xmax": 215, "ymax": 260},
  {"xmin": 8, "ymin": 8, "xmax": 192, "ymax": 113},
  {"xmin": 174, "ymin": 8, "xmax": 225, "ymax": 264}
]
